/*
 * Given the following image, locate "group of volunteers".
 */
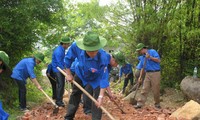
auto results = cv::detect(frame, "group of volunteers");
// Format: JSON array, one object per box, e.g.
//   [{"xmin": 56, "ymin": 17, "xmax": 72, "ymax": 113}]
[{"xmin": 0, "ymin": 31, "xmax": 161, "ymax": 120}]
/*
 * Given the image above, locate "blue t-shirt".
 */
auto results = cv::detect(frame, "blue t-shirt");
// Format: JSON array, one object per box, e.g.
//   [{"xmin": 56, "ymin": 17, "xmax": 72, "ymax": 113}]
[
  {"xmin": 136, "ymin": 55, "xmax": 145, "ymax": 70},
  {"xmin": 11, "ymin": 58, "xmax": 36, "ymax": 83},
  {"xmin": 70, "ymin": 58, "xmax": 78, "ymax": 73},
  {"xmin": 65, "ymin": 42, "xmax": 109, "ymax": 89},
  {"xmin": 119, "ymin": 63, "xmax": 133, "ymax": 77},
  {"xmin": 145, "ymin": 49, "xmax": 161, "ymax": 71},
  {"xmin": 52, "ymin": 45, "xmax": 66, "ymax": 73}
]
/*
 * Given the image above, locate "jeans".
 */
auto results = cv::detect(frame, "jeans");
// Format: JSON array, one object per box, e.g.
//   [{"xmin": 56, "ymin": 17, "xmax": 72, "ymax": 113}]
[
  {"xmin": 54, "ymin": 72, "xmax": 65, "ymax": 105},
  {"xmin": 15, "ymin": 79, "xmax": 26, "ymax": 109},
  {"xmin": 65, "ymin": 74, "xmax": 102, "ymax": 120},
  {"xmin": 123, "ymin": 73, "xmax": 134, "ymax": 93},
  {"xmin": 83, "ymin": 84, "xmax": 93, "ymax": 114},
  {"xmin": 47, "ymin": 73, "xmax": 57, "ymax": 99}
]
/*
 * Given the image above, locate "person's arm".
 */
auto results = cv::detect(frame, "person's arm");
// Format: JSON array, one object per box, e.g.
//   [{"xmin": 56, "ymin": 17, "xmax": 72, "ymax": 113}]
[
  {"xmin": 65, "ymin": 68, "xmax": 73, "ymax": 82},
  {"xmin": 106, "ymin": 87, "xmax": 115, "ymax": 101},
  {"xmin": 96, "ymin": 65, "xmax": 109, "ymax": 107},
  {"xmin": 146, "ymin": 51, "xmax": 160, "ymax": 63},
  {"xmin": 0, "ymin": 69, "xmax": 3, "ymax": 74},
  {"xmin": 64, "ymin": 42, "xmax": 79, "ymax": 82},
  {"xmin": 26, "ymin": 61, "xmax": 42, "ymax": 90},
  {"xmin": 31, "ymin": 78, "xmax": 42, "ymax": 90},
  {"xmin": 96, "ymin": 88, "xmax": 106, "ymax": 107},
  {"xmin": 138, "ymin": 58, "xmax": 146, "ymax": 84}
]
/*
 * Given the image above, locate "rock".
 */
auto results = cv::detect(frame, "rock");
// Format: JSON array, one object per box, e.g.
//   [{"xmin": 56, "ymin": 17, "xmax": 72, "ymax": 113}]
[
  {"xmin": 122, "ymin": 91, "xmax": 138, "ymax": 103},
  {"xmin": 180, "ymin": 76, "xmax": 200, "ymax": 103},
  {"xmin": 169, "ymin": 100, "xmax": 200, "ymax": 119}
]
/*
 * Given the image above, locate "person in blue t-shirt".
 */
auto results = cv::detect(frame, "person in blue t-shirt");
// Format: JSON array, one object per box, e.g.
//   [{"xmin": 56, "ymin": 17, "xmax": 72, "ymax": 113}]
[
  {"xmin": 0, "ymin": 51, "xmax": 9, "ymax": 119},
  {"xmin": 134, "ymin": 43, "xmax": 161, "ymax": 109},
  {"xmin": 52, "ymin": 37, "xmax": 71, "ymax": 107},
  {"xmin": 82, "ymin": 51, "xmax": 120, "ymax": 115},
  {"xmin": 11, "ymin": 52, "xmax": 45, "ymax": 112},
  {"xmin": 119, "ymin": 62, "xmax": 134, "ymax": 94},
  {"xmin": 0, "ymin": 51, "xmax": 9, "ymax": 75},
  {"xmin": 64, "ymin": 31, "xmax": 111, "ymax": 120},
  {"xmin": 46, "ymin": 63, "xmax": 56, "ymax": 100}
]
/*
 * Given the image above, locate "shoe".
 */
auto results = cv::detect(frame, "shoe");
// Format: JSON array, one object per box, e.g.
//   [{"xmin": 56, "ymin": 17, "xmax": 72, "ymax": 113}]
[
  {"xmin": 56, "ymin": 102, "xmax": 65, "ymax": 107},
  {"xmin": 20, "ymin": 108, "xmax": 29, "ymax": 112},
  {"xmin": 133, "ymin": 104, "xmax": 142, "ymax": 109},
  {"xmin": 64, "ymin": 118, "xmax": 73, "ymax": 120},
  {"xmin": 155, "ymin": 103, "xmax": 161, "ymax": 109},
  {"xmin": 84, "ymin": 110, "xmax": 92, "ymax": 115}
]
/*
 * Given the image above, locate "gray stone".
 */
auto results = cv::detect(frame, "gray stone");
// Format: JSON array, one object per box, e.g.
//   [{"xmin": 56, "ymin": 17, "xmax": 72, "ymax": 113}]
[{"xmin": 180, "ymin": 76, "xmax": 200, "ymax": 103}]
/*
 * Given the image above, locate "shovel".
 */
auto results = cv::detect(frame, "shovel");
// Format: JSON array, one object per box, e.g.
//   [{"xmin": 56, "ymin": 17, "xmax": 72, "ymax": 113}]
[
  {"xmin": 130, "ymin": 83, "xmax": 139, "ymax": 105},
  {"xmin": 57, "ymin": 67, "xmax": 116, "ymax": 120},
  {"xmin": 40, "ymin": 89, "xmax": 59, "ymax": 115},
  {"xmin": 129, "ymin": 57, "xmax": 147, "ymax": 105},
  {"xmin": 105, "ymin": 92, "xmax": 126, "ymax": 114}
]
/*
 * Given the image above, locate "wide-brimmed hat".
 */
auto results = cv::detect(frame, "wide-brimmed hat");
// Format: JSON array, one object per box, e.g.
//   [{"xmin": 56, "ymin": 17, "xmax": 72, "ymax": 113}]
[
  {"xmin": 34, "ymin": 52, "xmax": 45, "ymax": 62},
  {"xmin": 76, "ymin": 31, "xmax": 107, "ymax": 51},
  {"xmin": 112, "ymin": 51, "xmax": 126, "ymax": 65},
  {"xmin": 0, "ymin": 51, "xmax": 9, "ymax": 66},
  {"xmin": 60, "ymin": 37, "xmax": 71, "ymax": 44},
  {"xmin": 135, "ymin": 43, "xmax": 148, "ymax": 52}
]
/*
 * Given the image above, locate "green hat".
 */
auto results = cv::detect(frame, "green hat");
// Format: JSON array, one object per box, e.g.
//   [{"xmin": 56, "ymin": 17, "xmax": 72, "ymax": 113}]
[
  {"xmin": 60, "ymin": 37, "xmax": 71, "ymax": 44},
  {"xmin": 112, "ymin": 51, "xmax": 126, "ymax": 65},
  {"xmin": 0, "ymin": 51, "xmax": 9, "ymax": 65},
  {"xmin": 135, "ymin": 43, "xmax": 147, "ymax": 52},
  {"xmin": 76, "ymin": 31, "xmax": 107, "ymax": 51},
  {"xmin": 34, "ymin": 52, "xmax": 45, "ymax": 62}
]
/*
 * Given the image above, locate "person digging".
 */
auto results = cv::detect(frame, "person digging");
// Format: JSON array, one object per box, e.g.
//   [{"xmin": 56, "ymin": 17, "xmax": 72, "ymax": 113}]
[
  {"xmin": 0, "ymin": 51, "xmax": 10, "ymax": 75},
  {"xmin": 11, "ymin": 52, "xmax": 45, "ymax": 112},
  {"xmin": 134, "ymin": 43, "xmax": 161, "ymax": 109},
  {"xmin": 117, "ymin": 53, "xmax": 134, "ymax": 94},
  {"xmin": 64, "ymin": 31, "xmax": 114, "ymax": 120}
]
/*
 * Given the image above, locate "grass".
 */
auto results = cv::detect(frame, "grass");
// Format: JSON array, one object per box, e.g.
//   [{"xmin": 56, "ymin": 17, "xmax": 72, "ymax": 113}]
[{"xmin": 3, "ymin": 76, "xmax": 53, "ymax": 120}]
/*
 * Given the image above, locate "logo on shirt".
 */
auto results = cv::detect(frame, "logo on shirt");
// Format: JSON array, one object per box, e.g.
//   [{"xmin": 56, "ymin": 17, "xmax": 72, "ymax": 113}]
[
  {"xmin": 104, "ymin": 67, "xmax": 107, "ymax": 73},
  {"xmin": 90, "ymin": 68, "xmax": 97, "ymax": 73}
]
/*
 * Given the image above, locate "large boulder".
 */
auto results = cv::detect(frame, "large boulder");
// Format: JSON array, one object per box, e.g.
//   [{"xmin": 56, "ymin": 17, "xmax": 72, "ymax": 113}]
[
  {"xmin": 180, "ymin": 76, "xmax": 200, "ymax": 103},
  {"xmin": 169, "ymin": 100, "xmax": 200, "ymax": 119}
]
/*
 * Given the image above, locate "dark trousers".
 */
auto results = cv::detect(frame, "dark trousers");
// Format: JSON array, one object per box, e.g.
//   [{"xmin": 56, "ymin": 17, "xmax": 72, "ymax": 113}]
[
  {"xmin": 83, "ymin": 84, "xmax": 93, "ymax": 114},
  {"xmin": 15, "ymin": 79, "xmax": 26, "ymax": 109},
  {"xmin": 47, "ymin": 75, "xmax": 57, "ymax": 99},
  {"xmin": 54, "ymin": 72, "xmax": 65, "ymax": 105},
  {"xmin": 65, "ymin": 74, "xmax": 102, "ymax": 120},
  {"xmin": 123, "ymin": 73, "xmax": 134, "ymax": 93}
]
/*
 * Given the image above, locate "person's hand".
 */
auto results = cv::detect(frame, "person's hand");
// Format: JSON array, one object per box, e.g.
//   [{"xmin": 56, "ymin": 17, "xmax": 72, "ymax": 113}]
[
  {"xmin": 96, "ymin": 96, "xmax": 103, "ymax": 108},
  {"xmin": 65, "ymin": 73, "xmax": 73, "ymax": 82},
  {"xmin": 109, "ymin": 94, "xmax": 116, "ymax": 101},
  {"xmin": 125, "ymin": 74, "xmax": 129, "ymax": 78},
  {"xmin": 138, "ymin": 77, "xmax": 142, "ymax": 85},
  {"xmin": 37, "ymin": 85, "xmax": 42, "ymax": 91},
  {"xmin": 145, "ymin": 53, "xmax": 150, "ymax": 58}
]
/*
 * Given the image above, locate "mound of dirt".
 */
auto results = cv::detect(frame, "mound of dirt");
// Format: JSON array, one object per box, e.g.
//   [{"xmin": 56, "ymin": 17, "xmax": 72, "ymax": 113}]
[{"xmin": 19, "ymin": 92, "xmax": 180, "ymax": 120}]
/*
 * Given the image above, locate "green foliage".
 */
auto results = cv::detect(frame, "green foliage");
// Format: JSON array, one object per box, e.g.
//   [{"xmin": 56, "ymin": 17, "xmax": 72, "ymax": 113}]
[{"xmin": 0, "ymin": 0, "xmax": 200, "ymax": 118}]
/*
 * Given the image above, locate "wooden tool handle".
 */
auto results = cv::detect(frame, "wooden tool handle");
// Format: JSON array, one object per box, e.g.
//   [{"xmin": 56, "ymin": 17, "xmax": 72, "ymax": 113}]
[
  {"xmin": 57, "ymin": 67, "xmax": 116, "ymax": 120},
  {"xmin": 41, "ymin": 89, "xmax": 58, "ymax": 107}
]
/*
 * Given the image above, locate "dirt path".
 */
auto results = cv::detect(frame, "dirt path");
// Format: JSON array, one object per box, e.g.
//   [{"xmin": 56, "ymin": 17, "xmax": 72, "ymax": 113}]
[{"xmin": 19, "ymin": 88, "xmax": 186, "ymax": 120}]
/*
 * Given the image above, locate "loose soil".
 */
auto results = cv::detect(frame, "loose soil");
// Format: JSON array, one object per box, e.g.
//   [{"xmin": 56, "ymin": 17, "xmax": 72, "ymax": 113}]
[{"xmin": 19, "ymin": 88, "xmax": 187, "ymax": 120}]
